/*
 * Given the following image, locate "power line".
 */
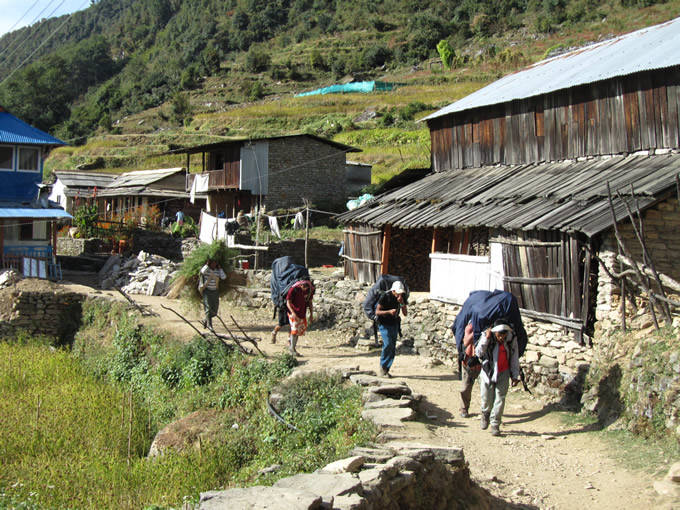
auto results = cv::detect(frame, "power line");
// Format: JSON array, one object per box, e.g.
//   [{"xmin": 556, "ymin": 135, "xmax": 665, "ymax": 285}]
[
  {"xmin": 0, "ymin": 0, "xmax": 62, "ymax": 64},
  {"xmin": 0, "ymin": 0, "xmax": 42, "ymax": 39},
  {"xmin": 1, "ymin": 0, "xmax": 89, "ymax": 85}
]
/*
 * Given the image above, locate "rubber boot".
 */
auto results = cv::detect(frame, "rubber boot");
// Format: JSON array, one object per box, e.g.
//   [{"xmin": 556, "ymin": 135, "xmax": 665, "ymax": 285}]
[{"xmin": 289, "ymin": 335, "xmax": 300, "ymax": 356}]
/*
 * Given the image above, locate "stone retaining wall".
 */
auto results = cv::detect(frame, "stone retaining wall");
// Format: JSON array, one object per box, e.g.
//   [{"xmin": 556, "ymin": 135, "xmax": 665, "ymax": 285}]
[
  {"xmin": 229, "ymin": 269, "xmax": 593, "ymax": 401},
  {"xmin": 0, "ymin": 282, "xmax": 87, "ymax": 345}
]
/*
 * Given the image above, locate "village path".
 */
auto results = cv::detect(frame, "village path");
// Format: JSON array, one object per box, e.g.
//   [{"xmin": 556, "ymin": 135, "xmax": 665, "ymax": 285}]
[{"xmin": 62, "ymin": 279, "xmax": 671, "ymax": 510}]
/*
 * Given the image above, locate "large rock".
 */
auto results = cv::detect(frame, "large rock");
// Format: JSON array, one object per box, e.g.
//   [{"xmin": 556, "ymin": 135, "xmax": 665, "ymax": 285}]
[
  {"xmin": 274, "ymin": 472, "xmax": 362, "ymax": 506},
  {"xmin": 199, "ymin": 487, "xmax": 323, "ymax": 510},
  {"xmin": 361, "ymin": 407, "xmax": 415, "ymax": 427}
]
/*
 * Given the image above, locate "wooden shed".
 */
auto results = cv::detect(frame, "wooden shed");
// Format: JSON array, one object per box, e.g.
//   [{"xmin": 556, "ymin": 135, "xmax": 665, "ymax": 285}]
[{"xmin": 338, "ymin": 16, "xmax": 680, "ymax": 340}]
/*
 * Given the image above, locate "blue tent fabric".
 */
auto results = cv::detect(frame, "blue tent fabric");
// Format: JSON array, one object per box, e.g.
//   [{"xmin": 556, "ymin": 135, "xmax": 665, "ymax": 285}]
[
  {"xmin": 296, "ymin": 81, "xmax": 397, "ymax": 97},
  {"xmin": 451, "ymin": 290, "xmax": 528, "ymax": 357},
  {"xmin": 270, "ymin": 256, "xmax": 310, "ymax": 308}
]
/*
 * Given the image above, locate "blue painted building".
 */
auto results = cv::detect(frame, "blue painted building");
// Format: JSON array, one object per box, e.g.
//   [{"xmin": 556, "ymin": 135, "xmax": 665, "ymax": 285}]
[{"xmin": 0, "ymin": 106, "xmax": 71, "ymax": 277}]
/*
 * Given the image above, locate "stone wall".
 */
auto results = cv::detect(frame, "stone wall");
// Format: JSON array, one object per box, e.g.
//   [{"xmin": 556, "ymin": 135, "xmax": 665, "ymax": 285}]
[
  {"xmin": 57, "ymin": 237, "xmax": 104, "ymax": 256},
  {"xmin": 0, "ymin": 280, "xmax": 87, "ymax": 345},
  {"xmin": 595, "ymin": 196, "xmax": 680, "ymax": 335},
  {"xmin": 260, "ymin": 238, "xmax": 341, "ymax": 268},
  {"xmin": 266, "ymin": 137, "xmax": 347, "ymax": 212},
  {"xmin": 199, "ymin": 444, "xmax": 482, "ymax": 510},
  {"xmin": 231, "ymin": 269, "xmax": 592, "ymax": 401}
]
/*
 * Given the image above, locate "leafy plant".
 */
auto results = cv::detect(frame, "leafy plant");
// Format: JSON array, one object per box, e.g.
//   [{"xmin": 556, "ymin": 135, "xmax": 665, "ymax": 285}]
[{"xmin": 73, "ymin": 202, "xmax": 99, "ymax": 238}]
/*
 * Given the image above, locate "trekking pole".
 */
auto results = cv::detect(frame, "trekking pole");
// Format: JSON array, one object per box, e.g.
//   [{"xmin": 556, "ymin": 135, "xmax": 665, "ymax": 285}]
[{"xmin": 519, "ymin": 366, "xmax": 532, "ymax": 394}]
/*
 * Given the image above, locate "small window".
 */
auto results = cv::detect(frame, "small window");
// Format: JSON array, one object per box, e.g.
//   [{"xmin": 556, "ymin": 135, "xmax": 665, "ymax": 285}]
[
  {"xmin": 18, "ymin": 147, "xmax": 40, "ymax": 172},
  {"xmin": 19, "ymin": 221, "xmax": 33, "ymax": 240},
  {"xmin": 0, "ymin": 146, "xmax": 13, "ymax": 171}
]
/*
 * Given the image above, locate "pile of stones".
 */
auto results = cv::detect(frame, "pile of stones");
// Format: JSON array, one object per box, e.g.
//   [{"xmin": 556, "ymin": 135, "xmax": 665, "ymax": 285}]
[{"xmin": 98, "ymin": 250, "xmax": 181, "ymax": 296}]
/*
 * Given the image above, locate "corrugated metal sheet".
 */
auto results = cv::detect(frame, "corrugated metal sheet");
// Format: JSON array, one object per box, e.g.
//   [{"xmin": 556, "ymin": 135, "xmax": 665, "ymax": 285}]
[
  {"xmin": 0, "ymin": 207, "xmax": 72, "ymax": 219},
  {"xmin": 422, "ymin": 16, "xmax": 680, "ymax": 121},
  {"xmin": 108, "ymin": 168, "xmax": 184, "ymax": 188},
  {"xmin": 0, "ymin": 111, "xmax": 65, "ymax": 145},
  {"xmin": 53, "ymin": 171, "xmax": 116, "ymax": 189},
  {"xmin": 337, "ymin": 154, "xmax": 680, "ymax": 237}
]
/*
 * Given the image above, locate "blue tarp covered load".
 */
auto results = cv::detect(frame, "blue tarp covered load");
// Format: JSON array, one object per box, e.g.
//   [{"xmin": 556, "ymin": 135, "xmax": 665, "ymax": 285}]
[
  {"xmin": 270, "ymin": 256, "xmax": 311, "ymax": 308},
  {"xmin": 296, "ymin": 81, "xmax": 397, "ymax": 97},
  {"xmin": 451, "ymin": 290, "xmax": 528, "ymax": 357}
]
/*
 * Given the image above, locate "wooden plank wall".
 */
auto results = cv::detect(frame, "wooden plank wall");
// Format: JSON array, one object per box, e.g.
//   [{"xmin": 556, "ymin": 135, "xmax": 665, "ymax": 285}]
[
  {"xmin": 430, "ymin": 67, "xmax": 680, "ymax": 170},
  {"xmin": 342, "ymin": 225, "xmax": 382, "ymax": 283},
  {"xmin": 499, "ymin": 231, "xmax": 583, "ymax": 320}
]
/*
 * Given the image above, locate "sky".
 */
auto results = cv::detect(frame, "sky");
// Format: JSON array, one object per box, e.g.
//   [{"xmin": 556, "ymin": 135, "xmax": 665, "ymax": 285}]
[{"xmin": 0, "ymin": 0, "xmax": 89, "ymax": 38}]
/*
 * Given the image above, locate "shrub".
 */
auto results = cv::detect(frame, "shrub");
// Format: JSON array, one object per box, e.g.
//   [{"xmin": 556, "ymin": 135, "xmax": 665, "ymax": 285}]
[
  {"xmin": 73, "ymin": 203, "xmax": 99, "ymax": 238},
  {"xmin": 245, "ymin": 46, "xmax": 271, "ymax": 73}
]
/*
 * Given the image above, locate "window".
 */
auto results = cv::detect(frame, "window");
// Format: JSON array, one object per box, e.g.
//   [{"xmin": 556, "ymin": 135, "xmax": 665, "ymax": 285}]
[
  {"xmin": 0, "ymin": 146, "xmax": 13, "ymax": 170},
  {"xmin": 33, "ymin": 221, "xmax": 47, "ymax": 240},
  {"xmin": 18, "ymin": 147, "xmax": 40, "ymax": 172},
  {"xmin": 19, "ymin": 221, "xmax": 32, "ymax": 240}
]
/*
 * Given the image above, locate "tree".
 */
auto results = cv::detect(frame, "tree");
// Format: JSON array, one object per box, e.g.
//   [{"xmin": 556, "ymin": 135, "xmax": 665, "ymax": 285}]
[
  {"xmin": 170, "ymin": 92, "xmax": 192, "ymax": 126},
  {"xmin": 437, "ymin": 40, "xmax": 455, "ymax": 70}
]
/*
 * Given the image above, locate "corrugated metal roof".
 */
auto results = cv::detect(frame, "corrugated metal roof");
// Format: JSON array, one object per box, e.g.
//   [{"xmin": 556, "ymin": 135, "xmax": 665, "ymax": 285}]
[
  {"xmin": 0, "ymin": 207, "xmax": 71, "ymax": 219},
  {"xmin": 422, "ymin": 16, "xmax": 680, "ymax": 121},
  {"xmin": 53, "ymin": 171, "xmax": 116, "ymax": 188},
  {"xmin": 165, "ymin": 134, "xmax": 360, "ymax": 155},
  {"xmin": 0, "ymin": 110, "xmax": 65, "ymax": 145},
  {"xmin": 336, "ymin": 153, "xmax": 680, "ymax": 237},
  {"xmin": 107, "ymin": 168, "xmax": 184, "ymax": 188}
]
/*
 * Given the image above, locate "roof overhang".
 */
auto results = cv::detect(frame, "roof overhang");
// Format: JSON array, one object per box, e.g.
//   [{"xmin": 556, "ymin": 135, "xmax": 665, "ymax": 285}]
[{"xmin": 337, "ymin": 153, "xmax": 680, "ymax": 237}]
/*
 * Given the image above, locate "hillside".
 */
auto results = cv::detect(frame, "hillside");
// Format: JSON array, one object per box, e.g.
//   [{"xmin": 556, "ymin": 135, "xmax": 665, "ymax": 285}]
[{"xmin": 3, "ymin": 0, "xmax": 680, "ymax": 185}]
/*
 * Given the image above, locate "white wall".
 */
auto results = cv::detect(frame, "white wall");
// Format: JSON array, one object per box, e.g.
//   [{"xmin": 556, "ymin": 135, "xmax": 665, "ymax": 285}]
[
  {"xmin": 429, "ymin": 242, "xmax": 505, "ymax": 303},
  {"xmin": 48, "ymin": 180, "xmax": 67, "ymax": 209}
]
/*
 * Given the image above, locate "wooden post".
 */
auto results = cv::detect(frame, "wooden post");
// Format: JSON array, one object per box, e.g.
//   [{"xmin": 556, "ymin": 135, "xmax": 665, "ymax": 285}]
[
  {"xmin": 431, "ymin": 228, "xmax": 441, "ymax": 253},
  {"xmin": 51, "ymin": 220, "xmax": 57, "ymax": 261},
  {"xmin": 186, "ymin": 153, "xmax": 190, "ymax": 174},
  {"xmin": 254, "ymin": 206, "xmax": 261, "ymax": 270},
  {"xmin": 0, "ymin": 219, "xmax": 4, "ymax": 265},
  {"xmin": 381, "ymin": 224, "xmax": 391, "ymax": 275},
  {"xmin": 304, "ymin": 201, "xmax": 310, "ymax": 267}
]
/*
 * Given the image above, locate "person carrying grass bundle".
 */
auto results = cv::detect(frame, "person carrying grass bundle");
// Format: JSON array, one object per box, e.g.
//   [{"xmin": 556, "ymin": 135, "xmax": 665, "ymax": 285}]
[{"xmin": 198, "ymin": 258, "xmax": 226, "ymax": 329}]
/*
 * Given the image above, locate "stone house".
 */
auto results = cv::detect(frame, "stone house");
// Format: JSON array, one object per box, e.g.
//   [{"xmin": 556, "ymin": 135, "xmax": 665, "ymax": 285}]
[
  {"xmin": 338, "ymin": 17, "xmax": 680, "ymax": 388},
  {"xmin": 169, "ymin": 134, "xmax": 360, "ymax": 217}
]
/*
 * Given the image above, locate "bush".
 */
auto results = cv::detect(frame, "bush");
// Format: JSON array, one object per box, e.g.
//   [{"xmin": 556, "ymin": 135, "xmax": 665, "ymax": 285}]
[
  {"xmin": 73, "ymin": 203, "xmax": 99, "ymax": 238},
  {"xmin": 245, "ymin": 46, "xmax": 271, "ymax": 73}
]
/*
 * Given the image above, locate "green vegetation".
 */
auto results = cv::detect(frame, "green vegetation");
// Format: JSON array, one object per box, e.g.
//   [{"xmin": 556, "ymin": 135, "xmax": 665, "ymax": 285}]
[
  {"xmin": 1, "ymin": 0, "xmax": 679, "ymax": 182},
  {"xmin": 1, "ymin": 300, "xmax": 375, "ymax": 508}
]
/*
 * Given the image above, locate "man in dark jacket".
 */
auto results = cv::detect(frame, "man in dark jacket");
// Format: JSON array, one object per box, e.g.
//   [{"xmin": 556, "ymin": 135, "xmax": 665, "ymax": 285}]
[{"xmin": 375, "ymin": 280, "xmax": 408, "ymax": 377}]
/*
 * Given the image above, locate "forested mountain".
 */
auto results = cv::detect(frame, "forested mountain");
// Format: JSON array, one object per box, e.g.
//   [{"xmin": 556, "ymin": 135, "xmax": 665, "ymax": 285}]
[{"xmin": 0, "ymin": 0, "xmax": 674, "ymax": 145}]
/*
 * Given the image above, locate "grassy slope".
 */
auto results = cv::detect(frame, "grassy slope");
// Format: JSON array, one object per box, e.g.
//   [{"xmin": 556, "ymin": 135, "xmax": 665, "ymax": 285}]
[{"xmin": 45, "ymin": 3, "xmax": 680, "ymax": 185}]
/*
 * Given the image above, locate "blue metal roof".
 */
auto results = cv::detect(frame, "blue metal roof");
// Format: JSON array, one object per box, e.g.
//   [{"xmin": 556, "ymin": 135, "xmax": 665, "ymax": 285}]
[
  {"xmin": 0, "ymin": 204, "xmax": 71, "ymax": 219},
  {"xmin": 0, "ymin": 109, "xmax": 65, "ymax": 145},
  {"xmin": 423, "ymin": 16, "xmax": 680, "ymax": 121}
]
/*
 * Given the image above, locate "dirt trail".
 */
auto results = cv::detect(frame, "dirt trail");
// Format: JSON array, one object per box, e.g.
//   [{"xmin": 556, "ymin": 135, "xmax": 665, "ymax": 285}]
[{"xmin": 62, "ymin": 280, "xmax": 667, "ymax": 509}]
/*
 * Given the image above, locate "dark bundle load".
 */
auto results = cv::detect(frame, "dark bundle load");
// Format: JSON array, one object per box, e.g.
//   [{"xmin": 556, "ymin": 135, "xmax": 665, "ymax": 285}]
[{"xmin": 270, "ymin": 256, "xmax": 314, "ymax": 310}]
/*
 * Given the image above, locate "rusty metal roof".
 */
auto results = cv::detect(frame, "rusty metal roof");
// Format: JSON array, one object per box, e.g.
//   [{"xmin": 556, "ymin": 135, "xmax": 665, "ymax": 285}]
[
  {"xmin": 423, "ymin": 17, "xmax": 680, "ymax": 121},
  {"xmin": 336, "ymin": 153, "xmax": 679, "ymax": 237}
]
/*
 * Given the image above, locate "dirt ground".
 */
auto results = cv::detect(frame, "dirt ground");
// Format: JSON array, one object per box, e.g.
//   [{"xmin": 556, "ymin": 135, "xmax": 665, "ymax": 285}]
[{"xmin": 59, "ymin": 275, "xmax": 675, "ymax": 510}]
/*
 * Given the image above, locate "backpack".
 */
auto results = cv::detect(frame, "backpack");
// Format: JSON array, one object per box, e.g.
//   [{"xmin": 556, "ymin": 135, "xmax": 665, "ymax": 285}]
[
  {"xmin": 362, "ymin": 274, "xmax": 410, "ymax": 321},
  {"xmin": 451, "ymin": 290, "xmax": 528, "ymax": 358},
  {"xmin": 270, "ymin": 256, "xmax": 312, "ymax": 309}
]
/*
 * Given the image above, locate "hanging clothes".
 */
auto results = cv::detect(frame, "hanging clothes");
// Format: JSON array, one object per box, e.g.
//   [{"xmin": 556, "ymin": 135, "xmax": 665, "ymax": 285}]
[
  {"xmin": 293, "ymin": 211, "xmax": 305, "ymax": 230},
  {"xmin": 190, "ymin": 174, "xmax": 210, "ymax": 204},
  {"xmin": 199, "ymin": 211, "xmax": 218, "ymax": 243},
  {"xmin": 268, "ymin": 215, "xmax": 281, "ymax": 239}
]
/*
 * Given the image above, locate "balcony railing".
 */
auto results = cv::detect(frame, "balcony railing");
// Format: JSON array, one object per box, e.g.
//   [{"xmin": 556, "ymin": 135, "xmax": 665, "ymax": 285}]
[{"xmin": 207, "ymin": 167, "xmax": 239, "ymax": 189}]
